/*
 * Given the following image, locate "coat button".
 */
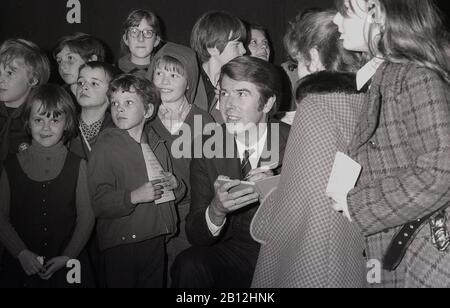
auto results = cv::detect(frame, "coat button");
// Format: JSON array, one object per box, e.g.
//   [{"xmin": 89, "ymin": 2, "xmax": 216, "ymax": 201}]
[
  {"xmin": 121, "ymin": 237, "xmax": 126, "ymax": 241},
  {"xmin": 369, "ymin": 141, "xmax": 377, "ymax": 148},
  {"xmin": 44, "ymin": 227, "xmax": 48, "ymax": 232},
  {"xmin": 132, "ymin": 235, "xmax": 137, "ymax": 239},
  {"xmin": 43, "ymin": 212, "xmax": 47, "ymax": 216},
  {"xmin": 43, "ymin": 242, "xmax": 48, "ymax": 247}
]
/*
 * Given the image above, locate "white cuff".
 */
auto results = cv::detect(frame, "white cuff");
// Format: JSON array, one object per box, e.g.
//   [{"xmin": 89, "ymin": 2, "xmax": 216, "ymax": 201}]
[{"xmin": 206, "ymin": 206, "xmax": 226, "ymax": 237}]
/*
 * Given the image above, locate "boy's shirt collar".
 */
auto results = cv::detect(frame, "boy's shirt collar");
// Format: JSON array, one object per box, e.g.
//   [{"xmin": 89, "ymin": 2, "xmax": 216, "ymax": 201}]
[{"xmin": 356, "ymin": 57, "xmax": 385, "ymax": 90}]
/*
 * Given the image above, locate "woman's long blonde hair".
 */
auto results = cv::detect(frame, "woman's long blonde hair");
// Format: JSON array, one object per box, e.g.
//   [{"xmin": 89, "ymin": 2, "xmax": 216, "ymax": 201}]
[{"xmin": 336, "ymin": 0, "xmax": 450, "ymax": 82}]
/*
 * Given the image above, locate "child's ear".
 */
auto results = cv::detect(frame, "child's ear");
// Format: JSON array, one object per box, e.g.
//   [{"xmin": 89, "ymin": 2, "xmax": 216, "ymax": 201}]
[
  {"xmin": 144, "ymin": 104, "xmax": 155, "ymax": 119},
  {"xmin": 154, "ymin": 36, "xmax": 161, "ymax": 48},
  {"xmin": 123, "ymin": 34, "xmax": 130, "ymax": 47},
  {"xmin": 262, "ymin": 96, "xmax": 276, "ymax": 114}
]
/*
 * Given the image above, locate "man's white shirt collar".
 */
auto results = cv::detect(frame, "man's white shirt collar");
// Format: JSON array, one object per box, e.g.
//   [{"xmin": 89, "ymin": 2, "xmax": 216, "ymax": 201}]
[{"xmin": 356, "ymin": 57, "xmax": 385, "ymax": 90}]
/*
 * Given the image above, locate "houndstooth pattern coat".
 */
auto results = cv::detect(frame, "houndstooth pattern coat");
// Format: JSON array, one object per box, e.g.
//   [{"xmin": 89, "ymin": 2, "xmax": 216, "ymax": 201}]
[
  {"xmin": 347, "ymin": 62, "xmax": 450, "ymax": 288},
  {"xmin": 251, "ymin": 72, "xmax": 367, "ymax": 288}
]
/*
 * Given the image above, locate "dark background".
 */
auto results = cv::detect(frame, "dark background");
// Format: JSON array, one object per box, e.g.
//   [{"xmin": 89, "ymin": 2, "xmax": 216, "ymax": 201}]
[{"xmin": 1, "ymin": 0, "xmax": 449, "ymax": 68}]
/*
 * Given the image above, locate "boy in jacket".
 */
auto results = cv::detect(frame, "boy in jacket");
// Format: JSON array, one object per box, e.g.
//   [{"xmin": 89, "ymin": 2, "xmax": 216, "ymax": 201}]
[{"xmin": 88, "ymin": 74, "xmax": 185, "ymax": 288}]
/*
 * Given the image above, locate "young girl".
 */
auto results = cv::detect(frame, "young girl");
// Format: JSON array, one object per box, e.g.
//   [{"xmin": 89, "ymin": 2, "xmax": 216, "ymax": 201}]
[
  {"xmin": 0, "ymin": 84, "xmax": 95, "ymax": 288},
  {"xmin": 332, "ymin": 0, "xmax": 450, "ymax": 287},
  {"xmin": 118, "ymin": 9, "xmax": 163, "ymax": 78},
  {"xmin": 69, "ymin": 61, "xmax": 119, "ymax": 160},
  {"xmin": 250, "ymin": 9, "xmax": 366, "ymax": 288},
  {"xmin": 0, "ymin": 39, "xmax": 50, "ymax": 170},
  {"xmin": 54, "ymin": 33, "xmax": 105, "ymax": 97},
  {"xmin": 148, "ymin": 43, "xmax": 214, "ymax": 284}
]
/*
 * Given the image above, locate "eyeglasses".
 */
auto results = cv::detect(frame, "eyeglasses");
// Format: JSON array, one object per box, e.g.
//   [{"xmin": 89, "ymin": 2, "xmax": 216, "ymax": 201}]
[{"xmin": 128, "ymin": 28, "xmax": 156, "ymax": 39}]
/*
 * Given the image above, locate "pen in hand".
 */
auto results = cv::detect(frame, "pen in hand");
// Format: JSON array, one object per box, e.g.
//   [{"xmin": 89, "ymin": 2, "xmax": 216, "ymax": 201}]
[{"xmin": 245, "ymin": 161, "xmax": 279, "ymax": 181}]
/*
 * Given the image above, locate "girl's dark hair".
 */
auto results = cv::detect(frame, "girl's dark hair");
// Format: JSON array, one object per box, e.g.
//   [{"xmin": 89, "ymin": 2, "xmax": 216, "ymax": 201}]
[
  {"xmin": 22, "ymin": 84, "xmax": 78, "ymax": 142},
  {"xmin": 78, "ymin": 61, "xmax": 121, "ymax": 83},
  {"xmin": 53, "ymin": 32, "xmax": 105, "ymax": 62},
  {"xmin": 284, "ymin": 9, "xmax": 362, "ymax": 72},
  {"xmin": 120, "ymin": 9, "xmax": 162, "ymax": 55},
  {"xmin": 107, "ymin": 74, "xmax": 161, "ymax": 122},
  {"xmin": 191, "ymin": 11, "xmax": 247, "ymax": 63}
]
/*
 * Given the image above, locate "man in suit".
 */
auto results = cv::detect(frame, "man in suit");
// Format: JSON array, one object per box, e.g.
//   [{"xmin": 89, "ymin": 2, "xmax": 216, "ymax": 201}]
[{"xmin": 171, "ymin": 56, "xmax": 290, "ymax": 288}]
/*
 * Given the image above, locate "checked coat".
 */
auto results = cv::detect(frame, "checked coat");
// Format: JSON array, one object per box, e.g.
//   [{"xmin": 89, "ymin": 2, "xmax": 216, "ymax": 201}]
[
  {"xmin": 251, "ymin": 72, "xmax": 367, "ymax": 288},
  {"xmin": 347, "ymin": 62, "xmax": 450, "ymax": 288}
]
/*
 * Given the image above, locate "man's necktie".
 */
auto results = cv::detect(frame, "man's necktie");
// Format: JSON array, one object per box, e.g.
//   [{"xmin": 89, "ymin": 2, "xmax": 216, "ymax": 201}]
[{"xmin": 241, "ymin": 149, "xmax": 253, "ymax": 179}]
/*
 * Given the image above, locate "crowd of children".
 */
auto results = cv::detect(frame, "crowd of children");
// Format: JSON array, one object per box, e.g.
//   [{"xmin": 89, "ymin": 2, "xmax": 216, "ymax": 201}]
[{"xmin": 1, "ymin": 0, "xmax": 450, "ymax": 288}]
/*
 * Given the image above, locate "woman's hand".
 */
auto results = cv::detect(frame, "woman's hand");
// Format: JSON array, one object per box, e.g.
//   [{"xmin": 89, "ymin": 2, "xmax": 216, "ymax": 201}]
[
  {"xmin": 39, "ymin": 256, "xmax": 70, "ymax": 280},
  {"xmin": 17, "ymin": 250, "xmax": 45, "ymax": 276}
]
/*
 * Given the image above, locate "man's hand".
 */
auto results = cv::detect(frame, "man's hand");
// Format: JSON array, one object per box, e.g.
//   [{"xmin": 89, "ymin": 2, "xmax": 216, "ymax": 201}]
[
  {"xmin": 246, "ymin": 169, "xmax": 274, "ymax": 182},
  {"xmin": 208, "ymin": 176, "xmax": 260, "ymax": 226}
]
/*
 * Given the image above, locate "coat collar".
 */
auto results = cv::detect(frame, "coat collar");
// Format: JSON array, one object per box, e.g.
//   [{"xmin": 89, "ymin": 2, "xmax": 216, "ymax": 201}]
[{"xmin": 348, "ymin": 61, "xmax": 387, "ymax": 154}]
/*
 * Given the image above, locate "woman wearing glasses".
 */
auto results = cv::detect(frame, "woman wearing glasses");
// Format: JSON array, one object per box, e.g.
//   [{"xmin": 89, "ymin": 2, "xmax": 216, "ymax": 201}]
[{"xmin": 118, "ymin": 9, "xmax": 163, "ymax": 78}]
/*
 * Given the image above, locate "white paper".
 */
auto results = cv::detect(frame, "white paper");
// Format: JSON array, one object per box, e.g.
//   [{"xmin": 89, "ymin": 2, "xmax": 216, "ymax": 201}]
[
  {"xmin": 326, "ymin": 152, "xmax": 362, "ymax": 200},
  {"xmin": 141, "ymin": 143, "xmax": 175, "ymax": 205}
]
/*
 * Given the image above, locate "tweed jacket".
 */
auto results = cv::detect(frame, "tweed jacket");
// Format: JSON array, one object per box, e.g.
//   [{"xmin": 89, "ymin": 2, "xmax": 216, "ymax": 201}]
[
  {"xmin": 347, "ymin": 62, "xmax": 450, "ymax": 288},
  {"xmin": 251, "ymin": 72, "xmax": 367, "ymax": 288}
]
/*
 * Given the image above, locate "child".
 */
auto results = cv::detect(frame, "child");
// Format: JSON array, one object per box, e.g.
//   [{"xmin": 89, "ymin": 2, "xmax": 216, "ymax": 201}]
[
  {"xmin": 69, "ymin": 61, "xmax": 120, "ymax": 160},
  {"xmin": 70, "ymin": 61, "xmax": 120, "ymax": 288},
  {"xmin": 247, "ymin": 24, "xmax": 271, "ymax": 62},
  {"xmin": 250, "ymin": 10, "xmax": 366, "ymax": 288},
  {"xmin": 190, "ymin": 11, "xmax": 247, "ymax": 121},
  {"xmin": 118, "ymin": 9, "xmax": 163, "ymax": 78},
  {"xmin": 332, "ymin": 0, "xmax": 450, "ymax": 287},
  {"xmin": 148, "ymin": 43, "xmax": 214, "ymax": 283},
  {"xmin": 53, "ymin": 33, "xmax": 105, "ymax": 98},
  {"xmin": 88, "ymin": 74, "xmax": 185, "ymax": 288},
  {"xmin": 0, "ymin": 84, "xmax": 95, "ymax": 288},
  {"xmin": 0, "ymin": 39, "xmax": 50, "ymax": 171}
]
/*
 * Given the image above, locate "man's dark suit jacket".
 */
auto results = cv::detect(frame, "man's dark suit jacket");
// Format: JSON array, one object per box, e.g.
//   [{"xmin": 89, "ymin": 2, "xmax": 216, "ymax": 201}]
[{"xmin": 186, "ymin": 120, "xmax": 290, "ymax": 255}]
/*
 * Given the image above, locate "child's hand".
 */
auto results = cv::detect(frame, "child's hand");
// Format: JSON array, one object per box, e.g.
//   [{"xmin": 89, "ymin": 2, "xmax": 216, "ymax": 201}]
[
  {"xmin": 160, "ymin": 172, "xmax": 179, "ymax": 190},
  {"xmin": 39, "ymin": 256, "xmax": 70, "ymax": 280},
  {"xmin": 131, "ymin": 180, "xmax": 164, "ymax": 205},
  {"xmin": 17, "ymin": 249, "xmax": 45, "ymax": 276}
]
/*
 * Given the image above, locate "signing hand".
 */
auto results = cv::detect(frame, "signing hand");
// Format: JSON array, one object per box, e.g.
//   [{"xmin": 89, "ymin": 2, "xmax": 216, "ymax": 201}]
[{"xmin": 246, "ymin": 169, "xmax": 274, "ymax": 182}]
